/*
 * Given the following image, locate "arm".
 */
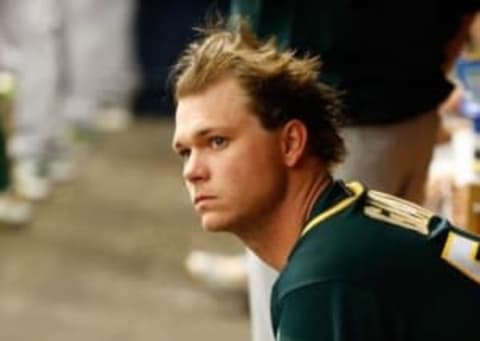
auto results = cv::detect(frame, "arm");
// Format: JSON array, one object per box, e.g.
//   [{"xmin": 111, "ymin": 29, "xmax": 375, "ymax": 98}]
[
  {"xmin": 274, "ymin": 282, "xmax": 388, "ymax": 341},
  {"xmin": 438, "ymin": 86, "xmax": 463, "ymax": 116},
  {"xmin": 443, "ymin": 13, "xmax": 476, "ymax": 73}
]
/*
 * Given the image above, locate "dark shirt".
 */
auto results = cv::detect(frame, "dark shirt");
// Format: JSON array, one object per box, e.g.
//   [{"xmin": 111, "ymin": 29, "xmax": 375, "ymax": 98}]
[
  {"xmin": 271, "ymin": 180, "xmax": 480, "ymax": 340},
  {"xmin": 232, "ymin": 0, "xmax": 480, "ymax": 124}
]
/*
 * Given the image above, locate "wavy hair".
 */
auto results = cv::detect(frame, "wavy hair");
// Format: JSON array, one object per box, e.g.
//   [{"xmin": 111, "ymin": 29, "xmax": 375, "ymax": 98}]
[{"xmin": 172, "ymin": 19, "xmax": 346, "ymax": 168}]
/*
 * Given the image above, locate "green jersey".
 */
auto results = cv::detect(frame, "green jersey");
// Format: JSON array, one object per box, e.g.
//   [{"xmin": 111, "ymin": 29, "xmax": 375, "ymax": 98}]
[
  {"xmin": 271, "ymin": 180, "xmax": 480, "ymax": 341},
  {"xmin": 230, "ymin": 0, "xmax": 479, "ymax": 125}
]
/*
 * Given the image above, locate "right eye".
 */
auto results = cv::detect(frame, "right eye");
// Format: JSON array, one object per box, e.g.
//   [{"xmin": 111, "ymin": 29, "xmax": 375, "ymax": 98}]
[{"xmin": 178, "ymin": 148, "xmax": 191, "ymax": 160}]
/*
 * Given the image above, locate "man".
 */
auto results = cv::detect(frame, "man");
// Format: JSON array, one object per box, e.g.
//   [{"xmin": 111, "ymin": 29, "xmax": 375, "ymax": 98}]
[
  {"xmin": 220, "ymin": 3, "xmax": 480, "ymax": 340},
  {"xmin": 172, "ymin": 22, "xmax": 480, "ymax": 340}
]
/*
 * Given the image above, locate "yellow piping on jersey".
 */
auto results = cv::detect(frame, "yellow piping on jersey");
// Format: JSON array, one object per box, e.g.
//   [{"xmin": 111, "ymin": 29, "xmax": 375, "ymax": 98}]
[
  {"xmin": 441, "ymin": 231, "xmax": 480, "ymax": 284},
  {"xmin": 302, "ymin": 181, "xmax": 364, "ymax": 237}
]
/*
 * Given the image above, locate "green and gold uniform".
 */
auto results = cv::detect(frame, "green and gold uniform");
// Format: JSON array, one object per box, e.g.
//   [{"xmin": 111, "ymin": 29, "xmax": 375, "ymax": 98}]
[{"xmin": 271, "ymin": 181, "xmax": 480, "ymax": 341}]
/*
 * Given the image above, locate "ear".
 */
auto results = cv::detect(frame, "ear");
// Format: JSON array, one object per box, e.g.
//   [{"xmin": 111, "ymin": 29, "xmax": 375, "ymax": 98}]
[{"xmin": 280, "ymin": 119, "xmax": 308, "ymax": 167}]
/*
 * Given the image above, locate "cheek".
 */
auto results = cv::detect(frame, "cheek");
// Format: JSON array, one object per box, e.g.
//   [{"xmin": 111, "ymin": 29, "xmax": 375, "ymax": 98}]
[
  {"xmin": 226, "ymin": 145, "xmax": 286, "ymax": 200},
  {"xmin": 200, "ymin": 146, "xmax": 285, "ymax": 230},
  {"xmin": 222, "ymin": 145, "xmax": 280, "ymax": 183},
  {"xmin": 245, "ymin": 142, "xmax": 284, "ymax": 178}
]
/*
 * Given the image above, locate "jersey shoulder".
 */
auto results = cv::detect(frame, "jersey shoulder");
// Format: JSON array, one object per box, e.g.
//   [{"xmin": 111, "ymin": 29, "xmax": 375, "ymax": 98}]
[{"xmin": 276, "ymin": 182, "xmax": 480, "ymax": 301}]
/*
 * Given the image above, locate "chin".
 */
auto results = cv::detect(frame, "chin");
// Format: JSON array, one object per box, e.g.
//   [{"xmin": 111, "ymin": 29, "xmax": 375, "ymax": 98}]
[{"xmin": 201, "ymin": 213, "xmax": 237, "ymax": 233}]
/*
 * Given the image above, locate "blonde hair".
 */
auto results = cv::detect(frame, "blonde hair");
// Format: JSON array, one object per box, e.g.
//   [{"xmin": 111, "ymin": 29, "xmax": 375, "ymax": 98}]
[{"xmin": 172, "ymin": 20, "xmax": 346, "ymax": 168}]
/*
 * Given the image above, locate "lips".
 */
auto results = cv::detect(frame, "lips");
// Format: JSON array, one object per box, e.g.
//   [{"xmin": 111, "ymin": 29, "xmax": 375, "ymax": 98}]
[{"xmin": 194, "ymin": 195, "xmax": 216, "ymax": 205}]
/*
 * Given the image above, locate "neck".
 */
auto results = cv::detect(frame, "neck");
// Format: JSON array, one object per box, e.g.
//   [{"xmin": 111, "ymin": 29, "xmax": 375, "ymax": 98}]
[{"xmin": 239, "ymin": 166, "xmax": 332, "ymax": 271}]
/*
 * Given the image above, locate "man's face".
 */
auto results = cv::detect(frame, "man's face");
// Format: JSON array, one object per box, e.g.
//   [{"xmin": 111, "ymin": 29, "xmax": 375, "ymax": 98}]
[{"xmin": 173, "ymin": 77, "xmax": 287, "ymax": 233}]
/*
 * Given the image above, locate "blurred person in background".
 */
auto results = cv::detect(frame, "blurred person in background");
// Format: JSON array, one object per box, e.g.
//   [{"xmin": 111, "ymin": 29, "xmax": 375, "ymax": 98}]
[
  {"xmin": 0, "ymin": 10, "xmax": 32, "ymax": 225},
  {"xmin": 133, "ymin": 0, "xmax": 228, "ymax": 117},
  {"xmin": 0, "ymin": 0, "xmax": 64, "ymax": 200},
  {"xmin": 60, "ymin": 0, "xmax": 138, "ymax": 133},
  {"xmin": 440, "ymin": 11, "xmax": 480, "ymax": 118},
  {"xmin": 0, "ymin": 0, "xmax": 138, "ymax": 202},
  {"xmin": 184, "ymin": 2, "xmax": 480, "ymax": 341},
  {"xmin": 0, "ymin": 71, "xmax": 32, "ymax": 225}
]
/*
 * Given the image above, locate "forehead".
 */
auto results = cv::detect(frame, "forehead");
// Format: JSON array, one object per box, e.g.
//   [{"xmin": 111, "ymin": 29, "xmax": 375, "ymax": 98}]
[{"xmin": 173, "ymin": 77, "xmax": 258, "ymax": 143}]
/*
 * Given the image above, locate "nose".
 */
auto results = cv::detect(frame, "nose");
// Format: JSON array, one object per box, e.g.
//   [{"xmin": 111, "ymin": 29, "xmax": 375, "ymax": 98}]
[{"xmin": 183, "ymin": 151, "xmax": 208, "ymax": 184}]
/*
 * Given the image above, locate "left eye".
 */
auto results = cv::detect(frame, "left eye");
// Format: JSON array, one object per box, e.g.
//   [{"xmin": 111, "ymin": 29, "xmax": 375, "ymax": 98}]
[{"xmin": 210, "ymin": 136, "xmax": 228, "ymax": 149}]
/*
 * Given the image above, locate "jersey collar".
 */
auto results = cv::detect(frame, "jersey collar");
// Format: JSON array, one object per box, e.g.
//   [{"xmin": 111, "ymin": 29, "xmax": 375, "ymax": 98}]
[{"xmin": 302, "ymin": 180, "xmax": 365, "ymax": 236}]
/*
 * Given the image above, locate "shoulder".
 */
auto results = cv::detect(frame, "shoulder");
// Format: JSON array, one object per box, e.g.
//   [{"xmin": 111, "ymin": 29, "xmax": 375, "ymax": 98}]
[
  {"xmin": 276, "ymin": 183, "xmax": 453, "ymax": 299},
  {"xmin": 271, "ymin": 280, "xmax": 382, "ymax": 339}
]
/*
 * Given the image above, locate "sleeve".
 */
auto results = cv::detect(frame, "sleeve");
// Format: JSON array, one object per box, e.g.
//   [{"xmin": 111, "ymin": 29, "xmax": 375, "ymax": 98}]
[{"xmin": 275, "ymin": 282, "xmax": 389, "ymax": 341}]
